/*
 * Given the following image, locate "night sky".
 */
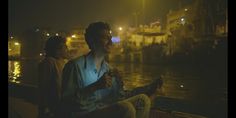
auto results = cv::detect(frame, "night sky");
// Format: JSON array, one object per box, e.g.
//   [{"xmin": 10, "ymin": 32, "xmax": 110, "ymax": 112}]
[{"xmin": 9, "ymin": 0, "xmax": 193, "ymax": 34}]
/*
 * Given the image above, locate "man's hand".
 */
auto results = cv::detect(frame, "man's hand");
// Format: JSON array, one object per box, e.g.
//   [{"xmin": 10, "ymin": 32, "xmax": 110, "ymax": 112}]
[
  {"xmin": 96, "ymin": 73, "xmax": 113, "ymax": 89},
  {"xmin": 108, "ymin": 68, "xmax": 124, "ymax": 88}
]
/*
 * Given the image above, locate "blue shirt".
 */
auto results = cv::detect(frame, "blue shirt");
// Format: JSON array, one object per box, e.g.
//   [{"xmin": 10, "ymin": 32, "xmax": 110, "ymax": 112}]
[{"xmin": 61, "ymin": 52, "xmax": 122, "ymax": 115}]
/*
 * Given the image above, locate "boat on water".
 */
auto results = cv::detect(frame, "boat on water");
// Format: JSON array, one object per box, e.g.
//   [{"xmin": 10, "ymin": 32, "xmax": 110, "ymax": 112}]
[{"xmin": 9, "ymin": 82, "xmax": 208, "ymax": 118}]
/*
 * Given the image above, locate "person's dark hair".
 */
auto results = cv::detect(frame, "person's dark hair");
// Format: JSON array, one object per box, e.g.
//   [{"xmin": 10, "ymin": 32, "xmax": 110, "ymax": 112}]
[
  {"xmin": 85, "ymin": 21, "xmax": 111, "ymax": 49},
  {"xmin": 44, "ymin": 36, "xmax": 66, "ymax": 57}
]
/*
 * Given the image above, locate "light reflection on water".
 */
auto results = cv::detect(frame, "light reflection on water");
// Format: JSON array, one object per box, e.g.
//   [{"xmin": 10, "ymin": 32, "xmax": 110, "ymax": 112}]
[
  {"xmin": 110, "ymin": 62, "xmax": 227, "ymax": 102},
  {"xmin": 8, "ymin": 60, "xmax": 227, "ymax": 102},
  {"xmin": 8, "ymin": 60, "xmax": 40, "ymax": 85},
  {"xmin": 8, "ymin": 61, "xmax": 21, "ymax": 84}
]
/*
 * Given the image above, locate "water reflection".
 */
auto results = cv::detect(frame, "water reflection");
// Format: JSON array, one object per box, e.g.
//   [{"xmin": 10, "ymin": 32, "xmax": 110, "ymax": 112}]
[
  {"xmin": 9, "ymin": 60, "xmax": 40, "ymax": 85},
  {"xmin": 110, "ymin": 62, "xmax": 227, "ymax": 102},
  {"xmin": 8, "ymin": 61, "xmax": 21, "ymax": 84}
]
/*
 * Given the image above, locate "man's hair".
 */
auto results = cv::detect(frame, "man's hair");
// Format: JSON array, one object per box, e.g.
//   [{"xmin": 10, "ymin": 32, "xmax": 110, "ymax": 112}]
[
  {"xmin": 85, "ymin": 21, "xmax": 111, "ymax": 49},
  {"xmin": 44, "ymin": 36, "xmax": 66, "ymax": 57}
]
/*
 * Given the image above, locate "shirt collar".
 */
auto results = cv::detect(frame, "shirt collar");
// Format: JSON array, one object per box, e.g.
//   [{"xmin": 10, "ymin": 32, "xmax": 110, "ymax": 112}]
[{"xmin": 84, "ymin": 52, "xmax": 109, "ymax": 73}]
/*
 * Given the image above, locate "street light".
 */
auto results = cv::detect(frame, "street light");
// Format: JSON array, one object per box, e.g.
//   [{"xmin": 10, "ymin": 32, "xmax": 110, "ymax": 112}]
[
  {"xmin": 56, "ymin": 33, "xmax": 59, "ymax": 36},
  {"xmin": 71, "ymin": 34, "xmax": 76, "ymax": 38},
  {"xmin": 118, "ymin": 27, "xmax": 123, "ymax": 31},
  {"xmin": 46, "ymin": 33, "xmax": 50, "ymax": 36},
  {"xmin": 14, "ymin": 42, "xmax": 20, "ymax": 46},
  {"xmin": 180, "ymin": 18, "xmax": 185, "ymax": 25}
]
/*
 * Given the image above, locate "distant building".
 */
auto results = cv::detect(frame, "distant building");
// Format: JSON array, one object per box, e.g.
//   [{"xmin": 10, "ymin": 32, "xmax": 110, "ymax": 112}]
[
  {"xmin": 19, "ymin": 27, "xmax": 70, "ymax": 59},
  {"xmin": 8, "ymin": 38, "xmax": 21, "ymax": 57},
  {"xmin": 164, "ymin": 0, "xmax": 227, "ymax": 55},
  {"xmin": 66, "ymin": 29, "xmax": 90, "ymax": 58},
  {"xmin": 126, "ymin": 23, "xmax": 166, "ymax": 48},
  {"xmin": 165, "ymin": 4, "xmax": 194, "ymax": 55},
  {"xmin": 166, "ymin": 4, "xmax": 194, "ymax": 38},
  {"xmin": 20, "ymin": 28, "xmax": 46, "ymax": 59},
  {"xmin": 214, "ymin": 0, "xmax": 227, "ymax": 36},
  {"xmin": 113, "ymin": 25, "xmax": 166, "ymax": 63}
]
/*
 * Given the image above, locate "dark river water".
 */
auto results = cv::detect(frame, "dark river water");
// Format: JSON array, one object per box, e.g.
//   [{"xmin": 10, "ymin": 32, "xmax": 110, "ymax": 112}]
[{"xmin": 8, "ymin": 59, "xmax": 227, "ymax": 117}]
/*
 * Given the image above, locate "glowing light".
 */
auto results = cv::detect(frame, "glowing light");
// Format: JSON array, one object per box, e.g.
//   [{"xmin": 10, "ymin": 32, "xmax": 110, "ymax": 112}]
[
  {"xmin": 71, "ymin": 34, "xmax": 76, "ymax": 38},
  {"xmin": 10, "ymin": 36, "xmax": 14, "ymax": 39},
  {"xmin": 111, "ymin": 36, "xmax": 120, "ymax": 43},
  {"xmin": 15, "ymin": 81, "xmax": 21, "ymax": 84},
  {"xmin": 9, "ymin": 61, "xmax": 21, "ymax": 84},
  {"xmin": 14, "ymin": 42, "xmax": 20, "ymax": 46},
  {"xmin": 56, "ymin": 33, "xmax": 59, "ymax": 36},
  {"xmin": 67, "ymin": 37, "xmax": 72, "ymax": 41},
  {"xmin": 180, "ymin": 85, "xmax": 184, "ymax": 88},
  {"xmin": 13, "ymin": 61, "xmax": 21, "ymax": 80},
  {"xmin": 40, "ymin": 53, "xmax": 43, "ymax": 56},
  {"xmin": 109, "ymin": 30, "xmax": 112, "ymax": 34},
  {"xmin": 184, "ymin": 8, "xmax": 188, "ymax": 11},
  {"xmin": 9, "ymin": 48, "xmax": 12, "ymax": 51},
  {"xmin": 66, "ymin": 37, "xmax": 72, "ymax": 46},
  {"xmin": 180, "ymin": 18, "xmax": 186, "ymax": 25},
  {"xmin": 118, "ymin": 27, "xmax": 123, "ymax": 31},
  {"xmin": 46, "ymin": 33, "xmax": 50, "ymax": 36}
]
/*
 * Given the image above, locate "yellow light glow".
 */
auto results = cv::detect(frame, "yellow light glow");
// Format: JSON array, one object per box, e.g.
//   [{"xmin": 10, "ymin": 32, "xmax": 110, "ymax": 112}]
[
  {"xmin": 56, "ymin": 33, "xmax": 59, "ymax": 36},
  {"xmin": 119, "ymin": 27, "xmax": 123, "ymax": 31},
  {"xmin": 66, "ymin": 37, "xmax": 72, "ymax": 46},
  {"xmin": 110, "ymin": 30, "xmax": 112, "ymax": 34},
  {"xmin": 10, "ymin": 36, "xmax": 14, "ymax": 39},
  {"xmin": 40, "ymin": 53, "xmax": 43, "ymax": 56},
  {"xmin": 184, "ymin": 8, "xmax": 188, "ymax": 11},
  {"xmin": 15, "ymin": 81, "xmax": 21, "ymax": 84},
  {"xmin": 9, "ymin": 48, "xmax": 12, "ymax": 51},
  {"xmin": 71, "ymin": 34, "xmax": 77, "ymax": 38},
  {"xmin": 66, "ymin": 37, "xmax": 72, "ymax": 42},
  {"xmin": 13, "ymin": 61, "xmax": 21, "ymax": 80},
  {"xmin": 14, "ymin": 42, "xmax": 20, "ymax": 46},
  {"xmin": 180, "ymin": 85, "xmax": 184, "ymax": 88},
  {"xmin": 46, "ymin": 33, "xmax": 50, "ymax": 36}
]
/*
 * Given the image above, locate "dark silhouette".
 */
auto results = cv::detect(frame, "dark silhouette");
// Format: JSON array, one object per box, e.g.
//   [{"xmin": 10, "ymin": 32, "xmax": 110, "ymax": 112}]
[{"xmin": 38, "ymin": 36, "xmax": 69, "ymax": 118}]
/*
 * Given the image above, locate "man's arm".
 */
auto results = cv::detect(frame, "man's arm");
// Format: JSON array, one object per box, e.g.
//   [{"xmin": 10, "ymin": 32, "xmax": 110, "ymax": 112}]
[
  {"xmin": 80, "ymin": 73, "xmax": 113, "ymax": 96},
  {"xmin": 61, "ymin": 61, "xmax": 112, "ymax": 106}
]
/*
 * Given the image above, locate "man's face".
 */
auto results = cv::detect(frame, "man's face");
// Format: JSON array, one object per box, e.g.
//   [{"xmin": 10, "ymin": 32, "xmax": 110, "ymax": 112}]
[{"xmin": 95, "ymin": 29, "xmax": 113, "ymax": 53}]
